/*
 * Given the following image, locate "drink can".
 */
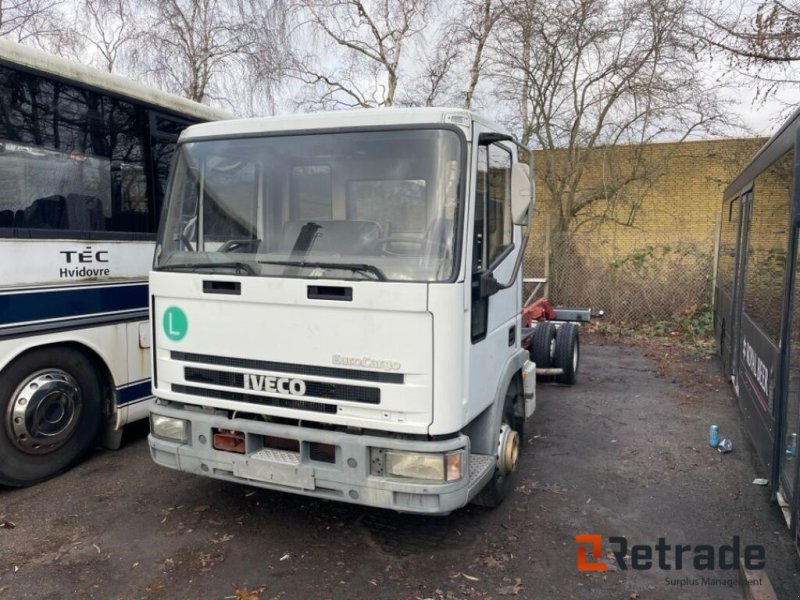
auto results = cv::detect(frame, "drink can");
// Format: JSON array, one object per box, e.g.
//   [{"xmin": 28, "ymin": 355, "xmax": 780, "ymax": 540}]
[{"xmin": 709, "ymin": 425, "xmax": 719, "ymax": 448}]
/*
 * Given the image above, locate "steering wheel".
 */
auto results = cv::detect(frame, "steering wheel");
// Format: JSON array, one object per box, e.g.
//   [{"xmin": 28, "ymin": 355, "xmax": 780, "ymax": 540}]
[{"xmin": 218, "ymin": 238, "xmax": 260, "ymax": 253}]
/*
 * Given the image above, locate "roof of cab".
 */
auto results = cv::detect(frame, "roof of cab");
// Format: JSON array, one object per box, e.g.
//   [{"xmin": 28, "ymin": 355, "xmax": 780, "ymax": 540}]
[{"xmin": 179, "ymin": 107, "xmax": 513, "ymax": 141}]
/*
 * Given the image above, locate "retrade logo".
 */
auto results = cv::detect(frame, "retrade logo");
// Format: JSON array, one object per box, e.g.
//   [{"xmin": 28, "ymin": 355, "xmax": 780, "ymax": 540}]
[
  {"xmin": 575, "ymin": 534, "xmax": 608, "ymax": 572},
  {"xmin": 575, "ymin": 534, "xmax": 765, "ymax": 572}
]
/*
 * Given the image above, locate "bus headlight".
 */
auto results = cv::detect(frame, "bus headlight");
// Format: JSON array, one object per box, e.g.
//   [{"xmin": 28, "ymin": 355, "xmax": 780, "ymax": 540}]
[
  {"xmin": 151, "ymin": 414, "xmax": 190, "ymax": 443},
  {"xmin": 380, "ymin": 450, "xmax": 463, "ymax": 482}
]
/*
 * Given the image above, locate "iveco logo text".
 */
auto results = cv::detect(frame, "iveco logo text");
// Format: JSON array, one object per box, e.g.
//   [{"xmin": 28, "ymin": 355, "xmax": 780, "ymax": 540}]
[
  {"xmin": 332, "ymin": 355, "xmax": 401, "ymax": 371},
  {"xmin": 243, "ymin": 374, "xmax": 306, "ymax": 396}
]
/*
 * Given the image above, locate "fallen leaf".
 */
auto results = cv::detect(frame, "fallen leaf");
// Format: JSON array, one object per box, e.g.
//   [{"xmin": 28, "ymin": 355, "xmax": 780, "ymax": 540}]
[
  {"xmin": 145, "ymin": 583, "xmax": 165, "ymax": 595},
  {"xmin": 233, "ymin": 587, "xmax": 261, "ymax": 600},
  {"xmin": 498, "ymin": 578, "xmax": 523, "ymax": 596},
  {"xmin": 461, "ymin": 573, "xmax": 480, "ymax": 581},
  {"xmin": 0, "ymin": 521, "xmax": 16, "ymax": 529},
  {"xmin": 211, "ymin": 534, "xmax": 235, "ymax": 544}
]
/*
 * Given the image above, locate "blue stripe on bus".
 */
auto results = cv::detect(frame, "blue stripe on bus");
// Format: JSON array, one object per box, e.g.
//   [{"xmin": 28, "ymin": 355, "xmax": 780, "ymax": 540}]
[
  {"xmin": 0, "ymin": 283, "xmax": 149, "ymax": 327},
  {"xmin": 118, "ymin": 380, "xmax": 153, "ymax": 405}
]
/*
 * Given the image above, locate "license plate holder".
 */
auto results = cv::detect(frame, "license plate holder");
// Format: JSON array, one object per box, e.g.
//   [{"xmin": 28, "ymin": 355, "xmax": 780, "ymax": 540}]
[{"xmin": 234, "ymin": 458, "xmax": 315, "ymax": 490}]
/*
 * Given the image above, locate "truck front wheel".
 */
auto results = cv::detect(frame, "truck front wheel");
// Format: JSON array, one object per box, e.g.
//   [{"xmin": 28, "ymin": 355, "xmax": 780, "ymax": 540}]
[
  {"xmin": 0, "ymin": 348, "xmax": 102, "ymax": 487},
  {"xmin": 472, "ymin": 379, "xmax": 523, "ymax": 507}
]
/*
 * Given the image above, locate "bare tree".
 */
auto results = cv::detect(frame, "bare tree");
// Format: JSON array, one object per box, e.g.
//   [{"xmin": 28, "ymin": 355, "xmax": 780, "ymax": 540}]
[
  {"xmin": 238, "ymin": 0, "xmax": 291, "ymax": 114},
  {"xmin": 66, "ymin": 0, "xmax": 140, "ymax": 72},
  {"xmin": 495, "ymin": 0, "xmax": 729, "ymax": 235},
  {"xmin": 461, "ymin": 0, "xmax": 504, "ymax": 109},
  {"xmin": 397, "ymin": 23, "xmax": 460, "ymax": 107},
  {"xmin": 135, "ymin": 0, "xmax": 256, "ymax": 104},
  {"xmin": 294, "ymin": 0, "xmax": 432, "ymax": 109},
  {"xmin": 397, "ymin": 0, "xmax": 503, "ymax": 109},
  {"xmin": 696, "ymin": 0, "xmax": 800, "ymax": 103},
  {"xmin": 0, "ymin": 0, "xmax": 65, "ymax": 45}
]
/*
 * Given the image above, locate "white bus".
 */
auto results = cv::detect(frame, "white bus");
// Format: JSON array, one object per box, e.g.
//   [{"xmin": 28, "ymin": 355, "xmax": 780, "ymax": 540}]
[{"xmin": 0, "ymin": 39, "xmax": 233, "ymax": 486}]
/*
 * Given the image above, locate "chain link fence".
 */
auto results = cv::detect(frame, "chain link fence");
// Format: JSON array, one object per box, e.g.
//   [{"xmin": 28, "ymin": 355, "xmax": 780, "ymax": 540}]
[{"xmin": 522, "ymin": 215, "xmax": 720, "ymax": 324}]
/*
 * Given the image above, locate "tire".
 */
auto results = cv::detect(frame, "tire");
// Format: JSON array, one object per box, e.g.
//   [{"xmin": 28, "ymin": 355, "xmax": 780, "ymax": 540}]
[
  {"xmin": 555, "ymin": 323, "xmax": 580, "ymax": 385},
  {"xmin": 0, "ymin": 348, "xmax": 102, "ymax": 487},
  {"xmin": 530, "ymin": 321, "xmax": 557, "ymax": 368},
  {"xmin": 472, "ymin": 378, "xmax": 523, "ymax": 508}
]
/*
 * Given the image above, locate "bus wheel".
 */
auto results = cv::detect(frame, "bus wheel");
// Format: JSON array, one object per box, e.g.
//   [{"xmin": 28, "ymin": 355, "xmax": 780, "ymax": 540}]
[{"xmin": 0, "ymin": 348, "xmax": 102, "ymax": 487}]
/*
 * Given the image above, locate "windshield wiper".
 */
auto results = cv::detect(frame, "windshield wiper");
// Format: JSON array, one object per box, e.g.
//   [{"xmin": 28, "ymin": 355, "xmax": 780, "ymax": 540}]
[
  {"xmin": 157, "ymin": 261, "xmax": 257, "ymax": 275},
  {"xmin": 258, "ymin": 260, "xmax": 387, "ymax": 281}
]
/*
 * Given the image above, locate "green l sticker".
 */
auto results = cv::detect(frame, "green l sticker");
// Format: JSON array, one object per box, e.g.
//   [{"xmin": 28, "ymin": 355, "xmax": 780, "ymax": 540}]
[{"xmin": 163, "ymin": 306, "xmax": 188, "ymax": 341}]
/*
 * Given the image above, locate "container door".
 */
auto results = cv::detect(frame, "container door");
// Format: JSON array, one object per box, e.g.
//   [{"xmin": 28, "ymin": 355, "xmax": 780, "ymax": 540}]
[
  {"xmin": 735, "ymin": 148, "xmax": 794, "ymax": 476},
  {"xmin": 718, "ymin": 197, "xmax": 741, "ymax": 375},
  {"xmin": 729, "ymin": 192, "xmax": 751, "ymax": 394},
  {"xmin": 780, "ymin": 228, "xmax": 800, "ymax": 524},
  {"xmin": 780, "ymin": 135, "xmax": 800, "ymax": 538}
]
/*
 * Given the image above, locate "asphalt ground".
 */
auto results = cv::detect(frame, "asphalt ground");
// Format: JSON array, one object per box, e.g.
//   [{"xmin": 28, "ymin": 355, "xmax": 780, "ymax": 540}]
[{"xmin": 1, "ymin": 342, "xmax": 800, "ymax": 599}]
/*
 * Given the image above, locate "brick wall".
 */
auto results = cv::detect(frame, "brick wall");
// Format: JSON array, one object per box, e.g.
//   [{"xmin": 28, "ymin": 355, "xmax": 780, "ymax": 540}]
[{"xmin": 523, "ymin": 137, "xmax": 767, "ymax": 322}]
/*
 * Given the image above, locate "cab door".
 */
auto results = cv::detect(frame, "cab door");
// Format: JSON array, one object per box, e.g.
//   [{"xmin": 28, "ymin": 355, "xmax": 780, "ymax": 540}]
[{"xmin": 467, "ymin": 127, "xmax": 522, "ymax": 417}]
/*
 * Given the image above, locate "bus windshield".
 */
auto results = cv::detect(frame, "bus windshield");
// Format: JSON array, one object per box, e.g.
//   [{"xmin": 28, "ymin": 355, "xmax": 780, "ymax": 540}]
[{"xmin": 156, "ymin": 129, "xmax": 462, "ymax": 282}]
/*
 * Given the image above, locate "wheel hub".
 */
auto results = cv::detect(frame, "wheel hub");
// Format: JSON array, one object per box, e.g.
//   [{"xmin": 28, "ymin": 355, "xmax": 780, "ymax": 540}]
[
  {"xmin": 498, "ymin": 424, "xmax": 520, "ymax": 475},
  {"xmin": 6, "ymin": 370, "xmax": 82, "ymax": 455}
]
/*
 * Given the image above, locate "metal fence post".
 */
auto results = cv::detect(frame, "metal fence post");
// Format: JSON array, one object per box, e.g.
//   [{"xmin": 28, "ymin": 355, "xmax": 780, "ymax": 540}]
[{"xmin": 544, "ymin": 214, "xmax": 551, "ymax": 299}]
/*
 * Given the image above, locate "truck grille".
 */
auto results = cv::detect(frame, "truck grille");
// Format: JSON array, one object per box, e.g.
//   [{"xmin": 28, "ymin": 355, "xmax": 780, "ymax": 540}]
[
  {"xmin": 171, "ymin": 351, "xmax": 403, "ymax": 384},
  {"xmin": 184, "ymin": 367, "xmax": 380, "ymax": 404},
  {"xmin": 171, "ymin": 384, "xmax": 338, "ymax": 414}
]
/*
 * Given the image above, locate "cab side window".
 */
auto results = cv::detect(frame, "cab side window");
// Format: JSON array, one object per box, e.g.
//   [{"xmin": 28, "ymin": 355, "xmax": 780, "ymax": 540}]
[{"xmin": 473, "ymin": 143, "xmax": 512, "ymax": 271}]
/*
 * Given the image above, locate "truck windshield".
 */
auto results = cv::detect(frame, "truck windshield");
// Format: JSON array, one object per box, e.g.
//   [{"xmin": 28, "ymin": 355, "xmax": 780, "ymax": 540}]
[{"xmin": 155, "ymin": 129, "xmax": 462, "ymax": 282}]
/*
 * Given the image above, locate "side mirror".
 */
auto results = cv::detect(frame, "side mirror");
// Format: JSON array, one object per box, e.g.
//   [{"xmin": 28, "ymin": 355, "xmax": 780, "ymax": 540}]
[
  {"xmin": 511, "ymin": 161, "xmax": 533, "ymax": 226},
  {"xmin": 479, "ymin": 270, "xmax": 499, "ymax": 298}
]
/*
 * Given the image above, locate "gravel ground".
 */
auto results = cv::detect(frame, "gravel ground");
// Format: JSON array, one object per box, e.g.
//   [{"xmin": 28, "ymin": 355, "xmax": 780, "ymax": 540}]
[{"xmin": 1, "ymin": 342, "xmax": 799, "ymax": 600}]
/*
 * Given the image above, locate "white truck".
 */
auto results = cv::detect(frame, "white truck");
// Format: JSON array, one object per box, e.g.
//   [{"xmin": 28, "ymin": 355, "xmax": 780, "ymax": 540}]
[{"xmin": 148, "ymin": 108, "xmax": 537, "ymax": 513}]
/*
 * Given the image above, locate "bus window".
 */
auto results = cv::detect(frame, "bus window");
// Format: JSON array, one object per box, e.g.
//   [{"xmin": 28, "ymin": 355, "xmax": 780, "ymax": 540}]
[
  {"xmin": 742, "ymin": 149, "xmax": 794, "ymax": 342},
  {"xmin": 0, "ymin": 66, "xmax": 151, "ymax": 236}
]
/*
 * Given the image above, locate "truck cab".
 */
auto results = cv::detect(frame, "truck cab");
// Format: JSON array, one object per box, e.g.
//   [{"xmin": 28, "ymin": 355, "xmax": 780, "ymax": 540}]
[{"xmin": 148, "ymin": 108, "xmax": 535, "ymax": 514}]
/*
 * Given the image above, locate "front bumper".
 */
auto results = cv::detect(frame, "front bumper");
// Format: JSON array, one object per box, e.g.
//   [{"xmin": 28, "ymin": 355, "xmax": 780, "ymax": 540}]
[{"xmin": 148, "ymin": 403, "xmax": 495, "ymax": 514}]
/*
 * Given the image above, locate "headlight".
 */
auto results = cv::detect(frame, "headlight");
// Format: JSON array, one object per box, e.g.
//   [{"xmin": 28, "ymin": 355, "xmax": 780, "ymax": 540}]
[
  {"xmin": 381, "ymin": 450, "xmax": 463, "ymax": 482},
  {"xmin": 151, "ymin": 414, "xmax": 190, "ymax": 442}
]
